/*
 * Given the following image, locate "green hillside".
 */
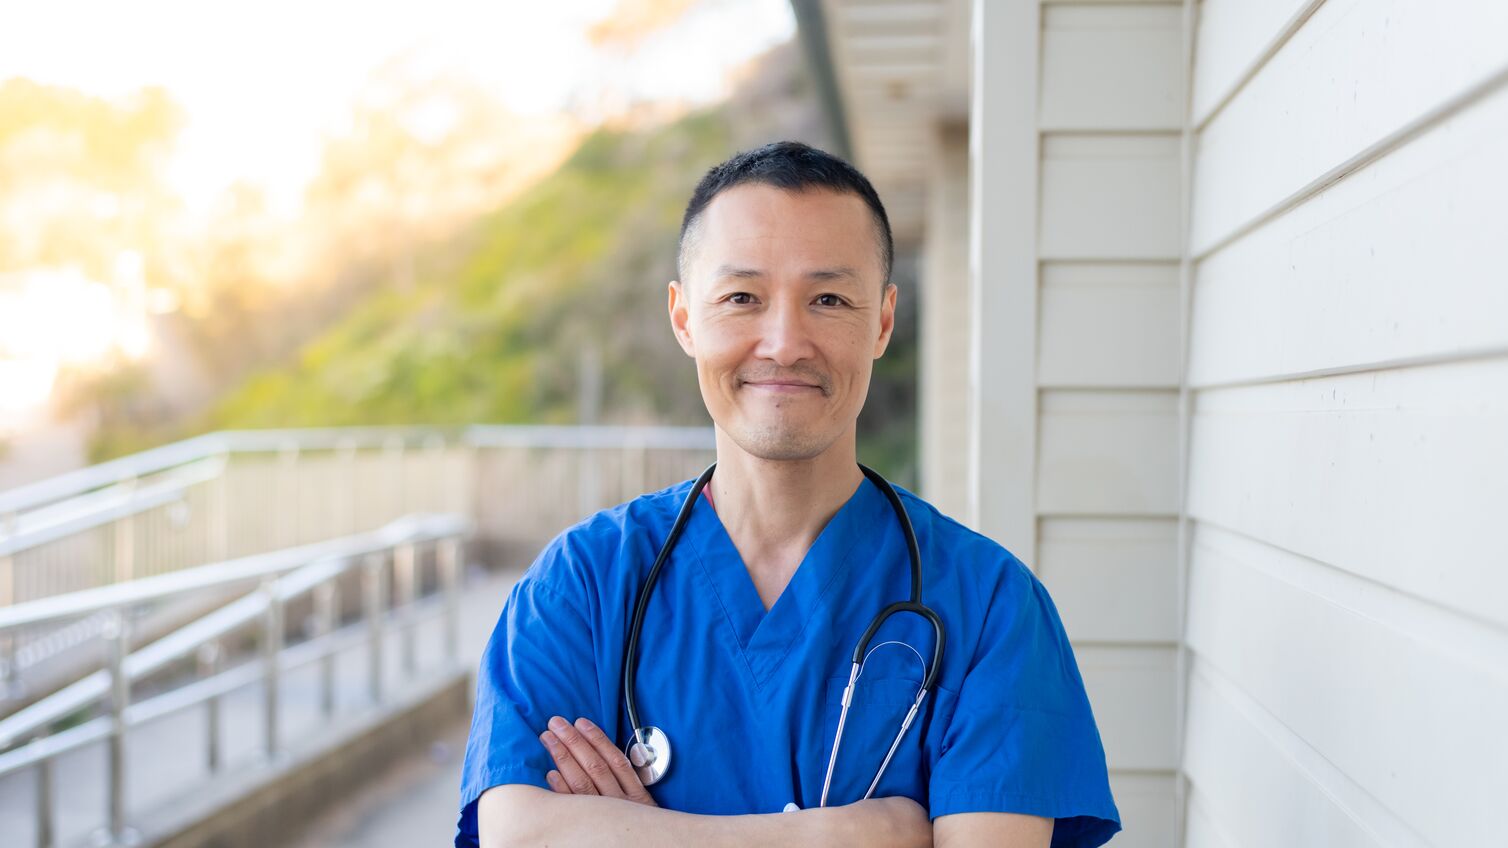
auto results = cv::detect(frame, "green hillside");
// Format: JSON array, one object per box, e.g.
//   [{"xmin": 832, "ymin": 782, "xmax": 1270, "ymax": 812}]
[
  {"xmin": 179, "ymin": 89, "xmax": 917, "ymax": 483},
  {"xmin": 205, "ymin": 110, "xmax": 730, "ymax": 432}
]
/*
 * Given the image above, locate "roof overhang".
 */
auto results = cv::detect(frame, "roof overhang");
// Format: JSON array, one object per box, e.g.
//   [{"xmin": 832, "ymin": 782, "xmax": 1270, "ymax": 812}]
[{"xmin": 792, "ymin": 0, "xmax": 972, "ymax": 243}]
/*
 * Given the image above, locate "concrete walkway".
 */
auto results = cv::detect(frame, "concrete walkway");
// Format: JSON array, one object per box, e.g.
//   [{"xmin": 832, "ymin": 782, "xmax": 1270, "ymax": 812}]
[
  {"xmin": 286, "ymin": 568, "xmax": 521, "ymax": 848},
  {"xmin": 0, "ymin": 564, "xmax": 521, "ymax": 848},
  {"xmin": 288, "ymin": 716, "xmax": 472, "ymax": 848}
]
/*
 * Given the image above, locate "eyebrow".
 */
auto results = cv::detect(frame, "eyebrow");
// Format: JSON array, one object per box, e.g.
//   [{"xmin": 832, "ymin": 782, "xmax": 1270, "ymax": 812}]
[{"xmin": 712, "ymin": 264, "xmax": 861, "ymax": 281}]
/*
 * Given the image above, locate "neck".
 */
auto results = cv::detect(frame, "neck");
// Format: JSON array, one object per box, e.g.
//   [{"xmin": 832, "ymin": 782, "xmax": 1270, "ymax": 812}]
[{"xmin": 707, "ymin": 427, "xmax": 865, "ymax": 606}]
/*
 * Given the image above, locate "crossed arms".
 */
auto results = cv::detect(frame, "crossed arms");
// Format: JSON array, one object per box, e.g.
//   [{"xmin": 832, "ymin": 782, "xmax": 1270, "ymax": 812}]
[{"xmin": 475, "ymin": 714, "xmax": 1053, "ymax": 848}]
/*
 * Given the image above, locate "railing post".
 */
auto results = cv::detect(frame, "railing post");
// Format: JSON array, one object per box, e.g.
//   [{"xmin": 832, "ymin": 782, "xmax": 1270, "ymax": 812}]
[
  {"xmin": 113, "ymin": 479, "xmax": 137, "ymax": 584},
  {"xmin": 462, "ymin": 437, "xmax": 480, "ymax": 538},
  {"xmin": 424, "ymin": 433, "xmax": 446, "ymax": 513},
  {"xmin": 209, "ymin": 451, "xmax": 230, "ymax": 562},
  {"xmin": 364, "ymin": 551, "xmax": 387, "ymax": 705},
  {"xmin": 395, "ymin": 542, "xmax": 417, "ymax": 675},
  {"xmin": 197, "ymin": 640, "xmax": 222, "ymax": 773},
  {"xmin": 337, "ymin": 438, "xmax": 357, "ymax": 535},
  {"xmin": 100, "ymin": 609, "xmax": 137, "ymax": 846},
  {"xmin": 628, "ymin": 442, "xmax": 647, "ymax": 504},
  {"xmin": 262, "ymin": 576, "xmax": 283, "ymax": 759},
  {"xmin": 439, "ymin": 537, "xmax": 462, "ymax": 664},
  {"xmin": 35, "ymin": 755, "xmax": 54, "ymax": 848},
  {"xmin": 577, "ymin": 444, "xmax": 600, "ymax": 518},
  {"xmin": 277, "ymin": 443, "xmax": 300, "ymax": 548},
  {"xmin": 314, "ymin": 578, "xmax": 338, "ymax": 718},
  {"xmin": 1, "ymin": 510, "xmax": 17, "ymax": 700},
  {"xmin": 383, "ymin": 436, "xmax": 405, "ymax": 523}
]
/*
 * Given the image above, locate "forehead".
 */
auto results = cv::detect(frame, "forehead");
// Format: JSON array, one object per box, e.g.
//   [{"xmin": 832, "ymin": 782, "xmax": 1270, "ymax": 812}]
[{"xmin": 694, "ymin": 183, "xmax": 881, "ymax": 276}]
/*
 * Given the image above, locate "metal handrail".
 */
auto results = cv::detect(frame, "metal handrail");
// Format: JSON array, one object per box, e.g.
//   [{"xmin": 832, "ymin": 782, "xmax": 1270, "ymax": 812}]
[
  {"xmin": 0, "ymin": 456, "xmax": 223, "ymax": 558},
  {"xmin": 0, "ymin": 423, "xmax": 714, "ymax": 707},
  {"xmin": 0, "ymin": 513, "xmax": 465, "ymax": 633},
  {"xmin": 462, "ymin": 423, "xmax": 715, "ymax": 450},
  {"xmin": 0, "ymin": 424, "xmax": 715, "ymax": 518},
  {"xmin": 0, "ymin": 433, "xmax": 228, "ymax": 517},
  {"xmin": 0, "ymin": 513, "xmax": 469, "ymax": 848},
  {"xmin": 0, "ymin": 514, "xmax": 466, "ymax": 747},
  {"xmin": 0, "ymin": 423, "xmax": 718, "ymax": 847}
]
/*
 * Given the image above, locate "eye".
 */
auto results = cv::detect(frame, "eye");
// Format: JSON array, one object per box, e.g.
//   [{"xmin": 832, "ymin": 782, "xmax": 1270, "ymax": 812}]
[
  {"xmin": 727, "ymin": 292, "xmax": 756, "ymax": 305},
  {"xmin": 815, "ymin": 294, "xmax": 846, "ymax": 307}
]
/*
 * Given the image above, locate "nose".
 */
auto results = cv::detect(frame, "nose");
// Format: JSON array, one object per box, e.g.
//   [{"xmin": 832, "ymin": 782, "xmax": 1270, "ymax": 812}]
[{"xmin": 752, "ymin": 294, "xmax": 817, "ymax": 367}]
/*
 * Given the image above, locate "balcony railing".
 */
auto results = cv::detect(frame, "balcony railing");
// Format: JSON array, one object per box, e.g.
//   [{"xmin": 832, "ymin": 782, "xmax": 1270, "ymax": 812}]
[
  {"xmin": 0, "ymin": 514, "xmax": 467, "ymax": 847},
  {"xmin": 0, "ymin": 425, "xmax": 716, "ymax": 700},
  {"xmin": 0, "ymin": 425, "xmax": 715, "ymax": 847}
]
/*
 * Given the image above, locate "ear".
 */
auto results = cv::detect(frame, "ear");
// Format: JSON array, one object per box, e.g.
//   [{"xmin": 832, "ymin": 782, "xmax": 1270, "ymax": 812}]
[
  {"xmin": 872, "ymin": 283, "xmax": 898, "ymax": 358},
  {"xmin": 668, "ymin": 280, "xmax": 696, "ymax": 357}
]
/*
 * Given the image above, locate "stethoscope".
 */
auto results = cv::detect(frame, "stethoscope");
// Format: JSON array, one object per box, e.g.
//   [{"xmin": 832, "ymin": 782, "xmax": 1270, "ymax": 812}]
[{"xmin": 620, "ymin": 461, "xmax": 946, "ymax": 807}]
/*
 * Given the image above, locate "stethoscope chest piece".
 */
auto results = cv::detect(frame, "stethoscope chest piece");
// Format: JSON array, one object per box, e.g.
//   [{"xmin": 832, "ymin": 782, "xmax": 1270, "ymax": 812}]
[{"xmin": 625, "ymin": 725, "xmax": 671, "ymax": 785}]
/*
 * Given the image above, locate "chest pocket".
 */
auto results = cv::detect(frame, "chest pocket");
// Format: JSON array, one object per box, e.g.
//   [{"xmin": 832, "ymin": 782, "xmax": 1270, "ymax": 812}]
[{"xmin": 816, "ymin": 674, "xmax": 957, "ymax": 808}]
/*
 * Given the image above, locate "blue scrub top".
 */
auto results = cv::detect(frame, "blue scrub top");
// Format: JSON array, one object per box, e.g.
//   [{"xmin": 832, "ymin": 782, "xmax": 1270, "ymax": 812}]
[{"xmin": 456, "ymin": 475, "xmax": 1121, "ymax": 846}]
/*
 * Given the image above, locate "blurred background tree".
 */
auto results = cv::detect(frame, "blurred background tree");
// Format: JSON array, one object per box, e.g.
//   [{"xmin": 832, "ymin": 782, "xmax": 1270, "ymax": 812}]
[{"xmin": 0, "ymin": 3, "xmax": 918, "ymax": 489}]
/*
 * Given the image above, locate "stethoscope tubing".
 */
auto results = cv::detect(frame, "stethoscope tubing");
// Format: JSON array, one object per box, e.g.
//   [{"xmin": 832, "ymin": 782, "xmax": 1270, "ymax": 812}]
[
  {"xmin": 620, "ymin": 462, "xmax": 715, "ymax": 740},
  {"xmin": 621, "ymin": 461, "xmax": 945, "ymax": 801}
]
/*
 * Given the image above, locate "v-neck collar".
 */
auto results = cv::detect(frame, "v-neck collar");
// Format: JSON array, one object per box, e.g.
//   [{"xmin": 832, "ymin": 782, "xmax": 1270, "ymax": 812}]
[{"xmin": 684, "ymin": 474, "xmax": 890, "ymax": 687}]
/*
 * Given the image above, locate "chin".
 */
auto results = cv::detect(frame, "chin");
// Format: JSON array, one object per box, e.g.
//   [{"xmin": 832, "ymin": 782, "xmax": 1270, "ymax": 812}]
[{"xmin": 727, "ymin": 423, "xmax": 834, "ymax": 462}]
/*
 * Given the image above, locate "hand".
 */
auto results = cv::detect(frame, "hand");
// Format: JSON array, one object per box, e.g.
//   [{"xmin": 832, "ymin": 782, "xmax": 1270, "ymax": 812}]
[{"xmin": 538, "ymin": 715, "xmax": 659, "ymax": 807}]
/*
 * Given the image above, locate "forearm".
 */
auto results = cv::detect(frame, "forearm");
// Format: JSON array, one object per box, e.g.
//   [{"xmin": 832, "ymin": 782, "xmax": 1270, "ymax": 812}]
[
  {"xmin": 479, "ymin": 785, "xmax": 931, "ymax": 848},
  {"xmin": 481, "ymin": 787, "xmax": 828, "ymax": 848}
]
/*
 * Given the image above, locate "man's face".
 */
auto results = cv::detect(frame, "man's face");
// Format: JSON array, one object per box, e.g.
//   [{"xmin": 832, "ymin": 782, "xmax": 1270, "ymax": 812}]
[{"xmin": 668, "ymin": 183, "xmax": 896, "ymax": 462}]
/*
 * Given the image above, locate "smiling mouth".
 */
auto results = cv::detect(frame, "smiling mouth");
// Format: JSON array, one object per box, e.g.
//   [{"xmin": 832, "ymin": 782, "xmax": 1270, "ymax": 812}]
[{"xmin": 743, "ymin": 381, "xmax": 823, "ymax": 394}]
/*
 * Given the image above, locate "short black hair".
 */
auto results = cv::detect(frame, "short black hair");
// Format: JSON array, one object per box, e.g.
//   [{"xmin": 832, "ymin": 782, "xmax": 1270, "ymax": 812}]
[{"xmin": 677, "ymin": 141, "xmax": 894, "ymax": 284}]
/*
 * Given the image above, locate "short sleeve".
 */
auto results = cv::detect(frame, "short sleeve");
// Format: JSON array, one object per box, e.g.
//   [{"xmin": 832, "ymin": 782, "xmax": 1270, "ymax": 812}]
[
  {"xmin": 454, "ymin": 544, "xmax": 601, "ymax": 847},
  {"xmin": 929, "ymin": 560, "xmax": 1122, "ymax": 847}
]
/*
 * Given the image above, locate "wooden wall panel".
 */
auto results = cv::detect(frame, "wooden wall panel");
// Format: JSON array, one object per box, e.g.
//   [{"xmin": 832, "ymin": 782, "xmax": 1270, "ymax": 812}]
[
  {"xmin": 1186, "ymin": 525, "xmax": 1508, "ymax": 844},
  {"xmin": 1187, "ymin": 358, "xmax": 1508, "ymax": 626},
  {"xmin": 1078, "ymin": 645, "xmax": 1179, "ymax": 771},
  {"xmin": 1038, "ymin": 389, "xmax": 1180, "ymax": 516},
  {"xmin": 1040, "ymin": 262, "xmax": 1181, "ymax": 389},
  {"xmin": 1040, "ymin": 135, "xmax": 1182, "ymax": 260},
  {"xmin": 1038, "ymin": 517, "xmax": 1179, "ymax": 644},
  {"xmin": 1190, "ymin": 0, "xmax": 1508, "ymax": 255},
  {"xmin": 1108, "ymin": 772, "xmax": 1180, "ymax": 848},
  {"xmin": 1041, "ymin": 3, "xmax": 1184, "ymax": 131},
  {"xmin": 1189, "ymin": 83, "xmax": 1508, "ymax": 387}
]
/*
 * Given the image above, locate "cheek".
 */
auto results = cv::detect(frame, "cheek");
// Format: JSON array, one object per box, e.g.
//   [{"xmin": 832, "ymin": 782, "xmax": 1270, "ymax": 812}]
[
  {"xmin": 689, "ymin": 343, "xmax": 741, "ymax": 399},
  {"xmin": 830, "ymin": 313, "xmax": 881, "ymax": 347},
  {"xmin": 690, "ymin": 314, "xmax": 760, "ymax": 364},
  {"xmin": 693, "ymin": 338, "xmax": 737, "ymax": 373},
  {"xmin": 827, "ymin": 329, "xmax": 879, "ymax": 378}
]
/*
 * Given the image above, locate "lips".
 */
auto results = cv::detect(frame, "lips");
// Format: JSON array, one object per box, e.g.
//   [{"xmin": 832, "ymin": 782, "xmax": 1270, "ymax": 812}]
[{"xmin": 743, "ymin": 380, "xmax": 823, "ymax": 394}]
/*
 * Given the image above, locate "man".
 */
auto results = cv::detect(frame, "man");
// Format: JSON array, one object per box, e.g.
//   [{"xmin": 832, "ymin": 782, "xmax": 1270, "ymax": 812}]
[{"xmin": 456, "ymin": 142, "xmax": 1121, "ymax": 847}]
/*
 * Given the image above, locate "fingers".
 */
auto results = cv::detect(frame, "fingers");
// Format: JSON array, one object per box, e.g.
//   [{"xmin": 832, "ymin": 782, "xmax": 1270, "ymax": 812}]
[
  {"xmin": 572, "ymin": 717, "xmax": 658, "ymax": 806},
  {"xmin": 543, "ymin": 715, "xmax": 623, "ymax": 798},
  {"xmin": 537, "ymin": 716, "xmax": 657, "ymax": 806},
  {"xmin": 539, "ymin": 719, "xmax": 598, "ymax": 796},
  {"xmin": 552, "ymin": 716, "xmax": 623, "ymax": 797}
]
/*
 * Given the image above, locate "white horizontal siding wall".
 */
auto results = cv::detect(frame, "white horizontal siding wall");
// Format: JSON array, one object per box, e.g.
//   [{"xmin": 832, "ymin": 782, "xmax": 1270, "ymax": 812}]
[
  {"xmin": 1183, "ymin": 1, "xmax": 1508, "ymax": 845},
  {"xmin": 920, "ymin": 123, "xmax": 972, "ymax": 520},
  {"xmin": 972, "ymin": 3, "xmax": 1186, "ymax": 845}
]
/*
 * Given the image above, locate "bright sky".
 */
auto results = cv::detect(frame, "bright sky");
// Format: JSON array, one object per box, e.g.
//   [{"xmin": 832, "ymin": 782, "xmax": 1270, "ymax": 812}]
[
  {"xmin": 0, "ymin": 0, "xmax": 794, "ymax": 215},
  {"xmin": 0, "ymin": 0, "xmax": 795, "ymax": 429}
]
